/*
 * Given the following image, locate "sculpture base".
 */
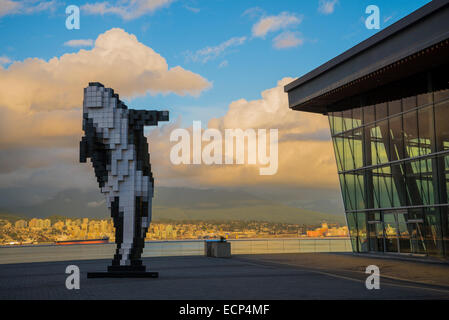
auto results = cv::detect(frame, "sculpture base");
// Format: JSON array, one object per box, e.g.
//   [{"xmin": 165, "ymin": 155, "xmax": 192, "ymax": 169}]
[
  {"xmin": 87, "ymin": 271, "xmax": 159, "ymax": 278},
  {"xmin": 88, "ymin": 264, "xmax": 158, "ymax": 278}
]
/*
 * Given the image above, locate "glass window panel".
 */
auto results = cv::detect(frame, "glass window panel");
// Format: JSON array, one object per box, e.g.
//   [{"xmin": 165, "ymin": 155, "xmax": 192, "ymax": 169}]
[
  {"xmin": 440, "ymin": 206, "xmax": 449, "ymax": 258},
  {"xmin": 378, "ymin": 166, "xmax": 392, "ymax": 208},
  {"xmin": 406, "ymin": 208, "xmax": 426, "ymax": 255},
  {"xmin": 376, "ymin": 103, "xmax": 388, "ymax": 121},
  {"xmin": 342, "ymin": 109, "xmax": 353, "ymax": 132},
  {"xmin": 353, "ymin": 107, "xmax": 362, "ymax": 128},
  {"xmin": 363, "ymin": 125, "xmax": 375, "ymax": 167},
  {"xmin": 417, "ymin": 92, "xmax": 433, "ymax": 107},
  {"xmin": 372, "ymin": 168, "xmax": 381, "ymax": 209},
  {"xmin": 343, "ymin": 132, "xmax": 355, "ymax": 171},
  {"xmin": 373, "ymin": 166, "xmax": 392, "ymax": 209},
  {"xmin": 417, "ymin": 158, "xmax": 434, "ymax": 206},
  {"xmin": 435, "ymin": 100, "xmax": 449, "ymax": 152},
  {"xmin": 355, "ymin": 173, "xmax": 365, "ymax": 210},
  {"xmin": 346, "ymin": 212, "xmax": 358, "ymax": 252},
  {"xmin": 339, "ymin": 173, "xmax": 346, "ymax": 207},
  {"xmin": 330, "ymin": 111, "xmax": 344, "ymax": 135},
  {"xmin": 403, "ymin": 96, "xmax": 417, "ymax": 112},
  {"xmin": 403, "ymin": 110, "xmax": 419, "ymax": 159},
  {"xmin": 371, "ymin": 126, "xmax": 382, "ymax": 165},
  {"xmin": 445, "ymin": 155, "xmax": 449, "ymax": 205},
  {"xmin": 398, "ymin": 213, "xmax": 411, "ymax": 253},
  {"xmin": 434, "ymin": 88, "xmax": 449, "ymax": 103},
  {"xmin": 375, "ymin": 120, "xmax": 389, "ymax": 164},
  {"xmin": 364, "ymin": 169, "xmax": 375, "ymax": 209},
  {"xmin": 328, "ymin": 113, "xmax": 334, "ymax": 135},
  {"xmin": 418, "ymin": 105, "xmax": 434, "ymax": 156},
  {"xmin": 344, "ymin": 174, "xmax": 356, "ymax": 211},
  {"xmin": 356, "ymin": 212, "xmax": 368, "ymax": 252},
  {"xmin": 383, "ymin": 212, "xmax": 399, "ymax": 253},
  {"xmin": 363, "ymin": 104, "xmax": 375, "ymax": 124},
  {"xmin": 332, "ymin": 137, "xmax": 344, "ymax": 172},
  {"xmin": 388, "ymin": 99, "xmax": 402, "ymax": 117},
  {"xmin": 391, "ymin": 163, "xmax": 407, "ymax": 207},
  {"xmin": 404, "ymin": 161, "xmax": 422, "ymax": 206},
  {"xmin": 353, "ymin": 128, "xmax": 363, "ymax": 169},
  {"xmin": 368, "ymin": 221, "xmax": 377, "ymax": 251},
  {"xmin": 423, "ymin": 207, "xmax": 443, "ymax": 257},
  {"xmin": 407, "ymin": 207, "xmax": 423, "ymax": 220},
  {"xmin": 389, "ymin": 115, "xmax": 404, "ymax": 161},
  {"xmin": 391, "ymin": 180, "xmax": 401, "ymax": 208},
  {"xmin": 375, "ymin": 220, "xmax": 385, "ymax": 252}
]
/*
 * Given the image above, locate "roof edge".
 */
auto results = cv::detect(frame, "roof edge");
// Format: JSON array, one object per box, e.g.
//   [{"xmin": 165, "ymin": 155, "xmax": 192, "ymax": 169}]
[{"xmin": 284, "ymin": 0, "xmax": 449, "ymax": 93}]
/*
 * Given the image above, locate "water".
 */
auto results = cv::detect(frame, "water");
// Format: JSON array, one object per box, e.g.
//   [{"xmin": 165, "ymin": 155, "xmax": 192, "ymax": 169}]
[{"xmin": 0, "ymin": 238, "xmax": 352, "ymax": 264}]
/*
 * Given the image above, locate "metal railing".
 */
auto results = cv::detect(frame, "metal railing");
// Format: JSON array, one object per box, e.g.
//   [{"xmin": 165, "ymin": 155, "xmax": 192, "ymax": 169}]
[{"xmin": 0, "ymin": 238, "xmax": 352, "ymax": 264}]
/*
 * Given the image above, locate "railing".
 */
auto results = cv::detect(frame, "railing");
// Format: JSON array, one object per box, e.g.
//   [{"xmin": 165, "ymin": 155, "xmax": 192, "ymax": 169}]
[
  {"xmin": 0, "ymin": 238, "xmax": 352, "ymax": 264},
  {"xmin": 229, "ymin": 238, "xmax": 351, "ymax": 255}
]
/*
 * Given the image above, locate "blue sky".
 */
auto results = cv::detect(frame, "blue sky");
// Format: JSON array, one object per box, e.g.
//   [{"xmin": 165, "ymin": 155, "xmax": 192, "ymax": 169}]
[
  {"xmin": 0, "ymin": 0, "xmax": 435, "ymax": 214},
  {"xmin": 0, "ymin": 0, "xmax": 430, "ymax": 126}
]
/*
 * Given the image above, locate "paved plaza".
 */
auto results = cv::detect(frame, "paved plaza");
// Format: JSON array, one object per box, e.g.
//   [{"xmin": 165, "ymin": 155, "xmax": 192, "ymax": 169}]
[{"xmin": 1, "ymin": 253, "xmax": 448, "ymax": 299}]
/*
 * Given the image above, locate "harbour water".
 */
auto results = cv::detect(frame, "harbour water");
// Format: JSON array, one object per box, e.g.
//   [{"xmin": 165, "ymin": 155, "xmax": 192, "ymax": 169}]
[{"xmin": 0, "ymin": 238, "xmax": 352, "ymax": 264}]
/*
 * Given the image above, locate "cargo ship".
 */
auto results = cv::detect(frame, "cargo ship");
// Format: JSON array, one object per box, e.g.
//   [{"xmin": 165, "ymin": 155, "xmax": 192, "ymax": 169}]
[{"xmin": 55, "ymin": 237, "xmax": 109, "ymax": 245}]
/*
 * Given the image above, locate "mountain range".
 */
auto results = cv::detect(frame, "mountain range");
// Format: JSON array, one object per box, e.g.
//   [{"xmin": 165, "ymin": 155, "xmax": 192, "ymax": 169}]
[{"xmin": 0, "ymin": 187, "xmax": 346, "ymax": 225}]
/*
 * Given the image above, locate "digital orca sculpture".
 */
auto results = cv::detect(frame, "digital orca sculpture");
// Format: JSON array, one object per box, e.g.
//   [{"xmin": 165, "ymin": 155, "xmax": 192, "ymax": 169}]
[{"xmin": 80, "ymin": 82, "xmax": 169, "ymax": 278}]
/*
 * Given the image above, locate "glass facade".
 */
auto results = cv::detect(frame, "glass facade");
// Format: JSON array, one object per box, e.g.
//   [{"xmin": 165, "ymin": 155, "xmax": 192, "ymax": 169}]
[{"xmin": 329, "ymin": 87, "xmax": 449, "ymax": 259}]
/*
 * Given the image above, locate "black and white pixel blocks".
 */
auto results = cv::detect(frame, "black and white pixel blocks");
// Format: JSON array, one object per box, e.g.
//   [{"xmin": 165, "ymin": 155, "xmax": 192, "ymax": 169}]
[{"xmin": 80, "ymin": 82, "xmax": 169, "ymax": 275}]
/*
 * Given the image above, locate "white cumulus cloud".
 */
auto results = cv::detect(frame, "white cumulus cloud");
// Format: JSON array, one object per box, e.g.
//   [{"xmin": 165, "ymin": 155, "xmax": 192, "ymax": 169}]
[
  {"xmin": 82, "ymin": 0, "xmax": 174, "ymax": 20},
  {"xmin": 64, "ymin": 39, "xmax": 94, "ymax": 47},
  {"xmin": 0, "ymin": 55, "xmax": 11, "ymax": 65},
  {"xmin": 252, "ymin": 12, "xmax": 302, "ymax": 38},
  {"xmin": 318, "ymin": 0, "xmax": 338, "ymax": 15},
  {"xmin": 0, "ymin": 0, "xmax": 57, "ymax": 17},
  {"xmin": 188, "ymin": 37, "xmax": 247, "ymax": 63},
  {"xmin": 273, "ymin": 31, "xmax": 304, "ymax": 49},
  {"xmin": 0, "ymin": 28, "xmax": 211, "ymax": 113}
]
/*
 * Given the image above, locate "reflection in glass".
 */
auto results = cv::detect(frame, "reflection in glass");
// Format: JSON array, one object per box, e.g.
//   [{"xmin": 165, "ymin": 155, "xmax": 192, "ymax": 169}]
[
  {"xmin": 333, "ymin": 137, "xmax": 344, "ymax": 172},
  {"xmin": 389, "ymin": 99, "xmax": 402, "ymax": 117},
  {"xmin": 342, "ymin": 109, "xmax": 353, "ymax": 132},
  {"xmin": 353, "ymin": 107, "xmax": 362, "ymax": 128},
  {"xmin": 357, "ymin": 212, "xmax": 368, "ymax": 252},
  {"xmin": 406, "ymin": 208, "xmax": 426, "ymax": 255},
  {"xmin": 384, "ymin": 213, "xmax": 398, "ymax": 253},
  {"xmin": 363, "ymin": 104, "xmax": 375, "ymax": 124},
  {"xmin": 389, "ymin": 115, "xmax": 404, "ymax": 160},
  {"xmin": 376, "ymin": 103, "xmax": 388, "ymax": 121},
  {"xmin": 435, "ymin": 101, "xmax": 449, "ymax": 151},
  {"xmin": 329, "ymin": 85, "xmax": 449, "ymax": 258},
  {"xmin": 353, "ymin": 128, "xmax": 363, "ymax": 169},
  {"xmin": 398, "ymin": 213, "xmax": 411, "ymax": 253},
  {"xmin": 434, "ymin": 88, "xmax": 449, "ymax": 103},
  {"xmin": 346, "ymin": 212, "xmax": 358, "ymax": 252},
  {"xmin": 418, "ymin": 105, "xmax": 434, "ymax": 156},
  {"xmin": 368, "ymin": 220, "xmax": 384, "ymax": 252},
  {"xmin": 403, "ymin": 96, "xmax": 417, "ymax": 112},
  {"xmin": 403, "ymin": 110, "xmax": 419, "ymax": 158}
]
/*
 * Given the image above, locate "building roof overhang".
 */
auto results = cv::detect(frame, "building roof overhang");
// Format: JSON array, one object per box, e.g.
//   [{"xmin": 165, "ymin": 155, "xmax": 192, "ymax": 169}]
[{"xmin": 285, "ymin": 0, "xmax": 449, "ymax": 114}]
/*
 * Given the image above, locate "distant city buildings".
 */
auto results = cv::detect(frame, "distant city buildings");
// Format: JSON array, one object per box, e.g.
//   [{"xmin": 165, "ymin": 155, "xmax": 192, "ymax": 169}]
[
  {"xmin": 0, "ymin": 218, "xmax": 349, "ymax": 245},
  {"xmin": 306, "ymin": 223, "xmax": 348, "ymax": 238}
]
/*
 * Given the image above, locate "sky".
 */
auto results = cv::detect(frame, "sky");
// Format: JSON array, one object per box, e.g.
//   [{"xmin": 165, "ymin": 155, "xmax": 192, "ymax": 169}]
[{"xmin": 0, "ymin": 0, "xmax": 431, "ymax": 214}]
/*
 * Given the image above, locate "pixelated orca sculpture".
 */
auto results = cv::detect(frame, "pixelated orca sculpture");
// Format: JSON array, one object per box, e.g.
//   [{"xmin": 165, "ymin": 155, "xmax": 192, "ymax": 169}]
[{"xmin": 80, "ymin": 82, "xmax": 169, "ymax": 278}]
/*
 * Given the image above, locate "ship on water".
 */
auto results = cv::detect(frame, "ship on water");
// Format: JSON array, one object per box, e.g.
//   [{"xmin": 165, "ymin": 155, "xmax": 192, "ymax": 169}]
[{"xmin": 55, "ymin": 237, "xmax": 109, "ymax": 245}]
